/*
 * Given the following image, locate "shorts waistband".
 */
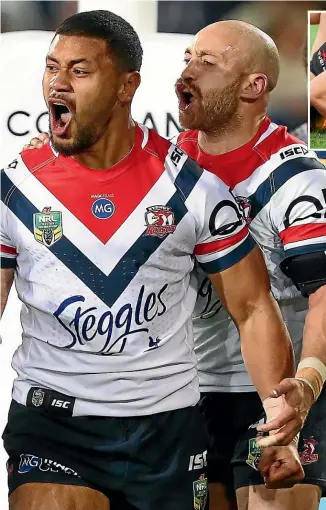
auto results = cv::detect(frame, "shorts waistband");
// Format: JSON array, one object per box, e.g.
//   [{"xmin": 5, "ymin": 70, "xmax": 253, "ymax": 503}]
[{"xmin": 26, "ymin": 387, "xmax": 75, "ymax": 417}]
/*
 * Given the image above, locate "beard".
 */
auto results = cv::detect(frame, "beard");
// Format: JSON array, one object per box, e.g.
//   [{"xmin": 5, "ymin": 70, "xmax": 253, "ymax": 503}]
[
  {"xmin": 49, "ymin": 118, "xmax": 101, "ymax": 157},
  {"xmin": 179, "ymin": 78, "xmax": 242, "ymax": 135}
]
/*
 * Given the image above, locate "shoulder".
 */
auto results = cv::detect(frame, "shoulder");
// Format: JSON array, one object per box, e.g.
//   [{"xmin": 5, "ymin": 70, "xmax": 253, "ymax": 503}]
[{"xmin": 1, "ymin": 144, "xmax": 55, "ymax": 205}]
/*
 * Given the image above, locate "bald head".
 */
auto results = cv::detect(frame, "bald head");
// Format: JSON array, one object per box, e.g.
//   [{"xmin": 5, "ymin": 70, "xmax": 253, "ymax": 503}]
[{"xmin": 196, "ymin": 20, "xmax": 280, "ymax": 91}]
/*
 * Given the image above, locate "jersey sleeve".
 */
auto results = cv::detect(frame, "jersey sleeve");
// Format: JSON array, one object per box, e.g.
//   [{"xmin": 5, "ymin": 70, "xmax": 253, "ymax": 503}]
[
  {"xmin": 1, "ymin": 171, "xmax": 17, "ymax": 269},
  {"xmin": 270, "ymin": 151, "xmax": 326, "ymax": 258},
  {"xmin": 193, "ymin": 171, "xmax": 256, "ymax": 274}
]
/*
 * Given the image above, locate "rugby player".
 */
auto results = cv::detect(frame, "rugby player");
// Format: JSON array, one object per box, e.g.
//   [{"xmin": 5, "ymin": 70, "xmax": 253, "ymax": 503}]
[{"xmin": 173, "ymin": 20, "xmax": 326, "ymax": 510}]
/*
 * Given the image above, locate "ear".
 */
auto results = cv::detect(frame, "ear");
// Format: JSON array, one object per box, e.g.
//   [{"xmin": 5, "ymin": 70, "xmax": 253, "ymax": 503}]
[
  {"xmin": 118, "ymin": 72, "xmax": 141, "ymax": 104},
  {"xmin": 240, "ymin": 73, "xmax": 268, "ymax": 100}
]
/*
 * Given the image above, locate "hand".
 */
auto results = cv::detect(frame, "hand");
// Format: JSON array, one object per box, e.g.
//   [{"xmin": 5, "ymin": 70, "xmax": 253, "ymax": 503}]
[
  {"xmin": 256, "ymin": 378, "xmax": 313, "ymax": 446},
  {"xmin": 22, "ymin": 132, "xmax": 50, "ymax": 151},
  {"xmin": 259, "ymin": 443, "xmax": 304, "ymax": 489}
]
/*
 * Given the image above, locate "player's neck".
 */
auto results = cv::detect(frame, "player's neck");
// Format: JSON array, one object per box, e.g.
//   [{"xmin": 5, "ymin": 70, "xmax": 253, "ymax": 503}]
[
  {"xmin": 72, "ymin": 114, "xmax": 136, "ymax": 170},
  {"xmin": 197, "ymin": 112, "xmax": 266, "ymax": 156}
]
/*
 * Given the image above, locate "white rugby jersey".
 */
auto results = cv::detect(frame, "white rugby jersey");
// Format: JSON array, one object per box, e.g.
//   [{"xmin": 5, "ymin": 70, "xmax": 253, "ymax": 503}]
[
  {"xmin": 175, "ymin": 117, "xmax": 326, "ymax": 392},
  {"xmin": 0, "ymin": 124, "xmax": 254, "ymax": 416}
]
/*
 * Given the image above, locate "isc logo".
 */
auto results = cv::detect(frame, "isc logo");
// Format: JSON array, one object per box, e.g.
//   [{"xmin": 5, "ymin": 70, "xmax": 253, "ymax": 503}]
[
  {"xmin": 91, "ymin": 198, "xmax": 115, "ymax": 219},
  {"xmin": 51, "ymin": 399, "xmax": 70, "ymax": 409},
  {"xmin": 188, "ymin": 450, "xmax": 208, "ymax": 471}
]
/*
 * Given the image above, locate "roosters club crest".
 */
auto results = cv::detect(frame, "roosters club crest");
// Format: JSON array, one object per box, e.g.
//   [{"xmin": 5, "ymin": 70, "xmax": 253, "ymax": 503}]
[
  {"xmin": 299, "ymin": 437, "xmax": 319, "ymax": 465},
  {"xmin": 236, "ymin": 196, "xmax": 252, "ymax": 224},
  {"xmin": 144, "ymin": 206, "xmax": 176, "ymax": 238}
]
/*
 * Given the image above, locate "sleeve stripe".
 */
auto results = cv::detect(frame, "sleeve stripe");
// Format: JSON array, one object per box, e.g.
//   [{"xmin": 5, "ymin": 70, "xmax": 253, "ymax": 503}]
[
  {"xmin": 0, "ymin": 243, "xmax": 17, "ymax": 255},
  {"xmin": 199, "ymin": 235, "xmax": 256, "ymax": 274},
  {"xmin": 284, "ymin": 242, "xmax": 326, "ymax": 258},
  {"xmin": 280, "ymin": 223, "xmax": 326, "ymax": 244},
  {"xmin": 194, "ymin": 225, "xmax": 248, "ymax": 255}
]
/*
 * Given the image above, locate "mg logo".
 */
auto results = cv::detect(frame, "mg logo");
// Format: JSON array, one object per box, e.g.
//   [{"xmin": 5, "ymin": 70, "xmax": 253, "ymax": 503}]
[{"xmin": 91, "ymin": 198, "xmax": 115, "ymax": 219}]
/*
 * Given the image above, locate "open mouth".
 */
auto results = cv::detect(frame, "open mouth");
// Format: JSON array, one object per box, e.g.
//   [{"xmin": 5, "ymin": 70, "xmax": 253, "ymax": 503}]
[
  {"xmin": 175, "ymin": 83, "xmax": 195, "ymax": 111},
  {"xmin": 50, "ymin": 102, "xmax": 73, "ymax": 137}
]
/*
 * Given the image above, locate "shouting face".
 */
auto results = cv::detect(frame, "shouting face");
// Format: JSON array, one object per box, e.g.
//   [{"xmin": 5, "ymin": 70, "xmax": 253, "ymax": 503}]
[{"xmin": 43, "ymin": 35, "xmax": 121, "ymax": 156}]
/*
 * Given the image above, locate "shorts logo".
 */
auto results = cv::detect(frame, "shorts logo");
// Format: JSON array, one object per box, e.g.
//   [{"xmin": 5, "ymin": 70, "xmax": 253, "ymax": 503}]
[
  {"xmin": 18, "ymin": 454, "xmax": 79, "ymax": 476},
  {"xmin": 31, "ymin": 388, "xmax": 45, "ymax": 407},
  {"xmin": 299, "ymin": 437, "xmax": 319, "ymax": 465},
  {"xmin": 33, "ymin": 207, "xmax": 63, "ymax": 247},
  {"xmin": 18, "ymin": 454, "xmax": 41, "ymax": 473},
  {"xmin": 193, "ymin": 474, "xmax": 208, "ymax": 510},
  {"xmin": 144, "ymin": 205, "xmax": 176, "ymax": 238},
  {"xmin": 188, "ymin": 451, "xmax": 208, "ymax": 471},
  {"xmin": 91, "ymin": 198, "xmax": 115, "ymax": 219},
  {"xmin": 246, "ymin": 436, "xmax": 262, "ymax": 471}
]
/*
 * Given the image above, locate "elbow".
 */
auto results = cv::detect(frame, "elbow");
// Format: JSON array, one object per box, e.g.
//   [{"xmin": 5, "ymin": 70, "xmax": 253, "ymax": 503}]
[{"xmin": 309, "ymin": 284, "xmax": 326, "ymax": 309}]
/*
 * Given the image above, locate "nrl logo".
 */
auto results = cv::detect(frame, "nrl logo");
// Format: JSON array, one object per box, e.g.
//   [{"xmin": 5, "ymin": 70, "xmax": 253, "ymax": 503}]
[
  {"xmin": 144, "ymin": 205, "xmax": 176, "ymax": 238},
  {"xmin": 31, "ymin": 388, "xmax": 45, "ymax": 407},
  {"xmin": 33, "ymin": 206, "xmax": 63, "ymax": 247}
]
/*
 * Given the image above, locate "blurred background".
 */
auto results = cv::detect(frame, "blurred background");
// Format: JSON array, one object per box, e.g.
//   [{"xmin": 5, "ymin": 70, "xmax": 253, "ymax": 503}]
[{"xmin": 1, "ymin": 1, "xmax": 326, "ymax": 509}]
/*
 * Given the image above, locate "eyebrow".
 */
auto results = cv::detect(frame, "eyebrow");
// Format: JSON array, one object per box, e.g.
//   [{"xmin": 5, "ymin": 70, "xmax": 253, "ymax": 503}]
[
  {"xmin": 184, "ymin": 48, "xmax": 217, "ymax": 57},
  {"xmin": 46, "ymin": 55, "xmax": 90, "ymax": 65}
]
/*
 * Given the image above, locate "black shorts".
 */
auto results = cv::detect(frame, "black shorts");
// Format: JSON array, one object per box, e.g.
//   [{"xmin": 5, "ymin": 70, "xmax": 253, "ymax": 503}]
[
  {"xmin": 310, "ymin": 42, "xmax": 326, "ymax": 76},
  {"xmin": 200, "ymin": 386, "xmax": 326, "ymax": 496},
  {"xmin": 3, "ymin": 394, "xmax": 209, "ymax": 510}
]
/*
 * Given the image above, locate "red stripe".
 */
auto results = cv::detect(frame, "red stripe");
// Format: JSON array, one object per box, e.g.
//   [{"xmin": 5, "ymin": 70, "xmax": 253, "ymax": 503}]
[
  {"xmin": 280, "ymin": 223, "xmax": 326, "ymax": 244},
  {"xmin": 21, "ymin": 127, "xmax": 169, "ymax": 244},
  {"xmin": 194, "ymin": 226, "xmax": 248, "ymax": 255},
  {"xmin": 0, "ymin": 244, "xmax": 17, "ymax": 255}
]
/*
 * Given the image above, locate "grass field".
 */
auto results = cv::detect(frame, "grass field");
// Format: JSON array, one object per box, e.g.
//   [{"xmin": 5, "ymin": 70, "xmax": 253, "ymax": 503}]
[{"xmin": 310, "ymin": 23, "xmax": 326, "ymax": 149}]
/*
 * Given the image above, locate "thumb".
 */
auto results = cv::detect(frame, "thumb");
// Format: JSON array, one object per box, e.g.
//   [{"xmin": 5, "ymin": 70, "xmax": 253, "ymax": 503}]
[{"xmin": 268, "ymin": 379, "xmax": 295, "ymax": 398}]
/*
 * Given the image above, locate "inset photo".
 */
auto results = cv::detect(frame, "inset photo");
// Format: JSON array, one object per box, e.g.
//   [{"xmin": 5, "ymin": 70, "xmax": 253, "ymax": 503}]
[{"xmin": 309, "ymin": 11, "xmax": 326, "ymax": 149}]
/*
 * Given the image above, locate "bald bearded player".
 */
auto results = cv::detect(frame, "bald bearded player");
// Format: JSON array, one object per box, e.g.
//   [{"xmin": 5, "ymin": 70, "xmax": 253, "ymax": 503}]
[{"xmin": 174, "ymin": 21, "xmax": 326, "ymax": 510}]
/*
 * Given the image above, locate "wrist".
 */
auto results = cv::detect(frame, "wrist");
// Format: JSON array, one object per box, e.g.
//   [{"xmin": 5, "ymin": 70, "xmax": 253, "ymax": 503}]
[{"xmin": 295, "ymin": 358, "xmax": 326, "ymax": 403}]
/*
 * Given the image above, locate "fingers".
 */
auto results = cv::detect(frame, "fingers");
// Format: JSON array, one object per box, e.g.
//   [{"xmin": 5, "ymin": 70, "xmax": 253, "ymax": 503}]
[
  {"xmin": 264, "ymin": 463, "xmax": 304, "ymax": 489},
  {"xmin": 256, "ymin": 407, "xmax": 296, "ymax": 434},
  {"xmin": 38, "ymin": 132, "xmax": 50, "ymax": 143},
  {"xmin": 256, "ymin": 420, "xmax": 301, "ymax": 448},
  {"xmin": 22, "ymin": 133, "xmax": 49, "ymax": 151}
]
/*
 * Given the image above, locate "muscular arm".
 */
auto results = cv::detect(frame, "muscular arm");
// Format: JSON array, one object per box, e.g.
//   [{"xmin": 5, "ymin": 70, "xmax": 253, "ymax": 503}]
[
  {"xmin": 302, "ymin": 285, "xmax": 326, "ymax": 364},
  {"xmin": 208, "ymin": 246, "xmax": 294, "ymax": 401},
  {"xmin": 1, "ymin": 268, "xmax": 15, "ymax": 318},
  {"xmin": 310, "ymin": 71, "xmax": 326, "ymax": 117}
]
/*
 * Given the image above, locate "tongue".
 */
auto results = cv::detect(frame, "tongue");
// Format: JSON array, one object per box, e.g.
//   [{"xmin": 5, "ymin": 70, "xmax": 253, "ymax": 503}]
[{"xmin": 60, "ymin": 112, "xmax": 72, "ymax": 124}]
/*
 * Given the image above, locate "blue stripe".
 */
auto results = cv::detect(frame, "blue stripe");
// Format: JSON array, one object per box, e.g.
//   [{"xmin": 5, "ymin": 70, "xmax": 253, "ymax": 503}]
[
  {"xmin": 199, "ymin": 234, "xmax": 256, "ymax": 274},
  {"xmin": 174, "ymin": 157, "xmax": 203, "ymax": 199},
  {"xmin": 2, "ymin": 160, "xmax": 202, "ymax": 307},
  {"xmin": 284, "ymin": 242, "xmax": 326, "ymax": 258},
  {"xmin": 249, "ymin": 157, "xmax": 326, "ymax": 220}
]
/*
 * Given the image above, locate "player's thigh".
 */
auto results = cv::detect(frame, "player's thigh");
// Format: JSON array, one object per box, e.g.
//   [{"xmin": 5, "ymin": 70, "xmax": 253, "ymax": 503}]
[
  {"xmin": 9, "ymin": 483, "xmax": 110, "ymax": 510},
  {"xmin": 235, "ymin": 484, "xmax": 321, "ymax": 510},
  {"xmin": 209, "ymin": 482, "xmax": 237, "ymax": 510}
]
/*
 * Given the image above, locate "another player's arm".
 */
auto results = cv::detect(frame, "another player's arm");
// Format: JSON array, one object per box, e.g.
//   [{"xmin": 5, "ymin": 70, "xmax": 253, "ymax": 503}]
[
  {"xmin": 310, "ymin": 71, "xmax": 326, "ymax": 117},
  {"xmin": 0, "ymin": 268, "xmax": 14, "ymax": 317},
  {"xmin": 193, "ymin": 172, "xmax": 299, "ymax": 446},
  {"xmin": 257, "ymin": 154, "xmax": 326, "ymax": 441},
  {"xmin": 208, "ymin": 247, "xmax": 294, "ymax": 402},
  {"xmin": 1, "ymin": 173, "xmax": 18, "ymax": 318}
]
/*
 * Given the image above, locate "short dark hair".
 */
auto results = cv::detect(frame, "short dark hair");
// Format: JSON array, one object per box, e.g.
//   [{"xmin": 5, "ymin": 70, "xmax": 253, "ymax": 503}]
[{"xmin": 56, "ymin": 10, "xmax": 143, "ymax": 72}]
